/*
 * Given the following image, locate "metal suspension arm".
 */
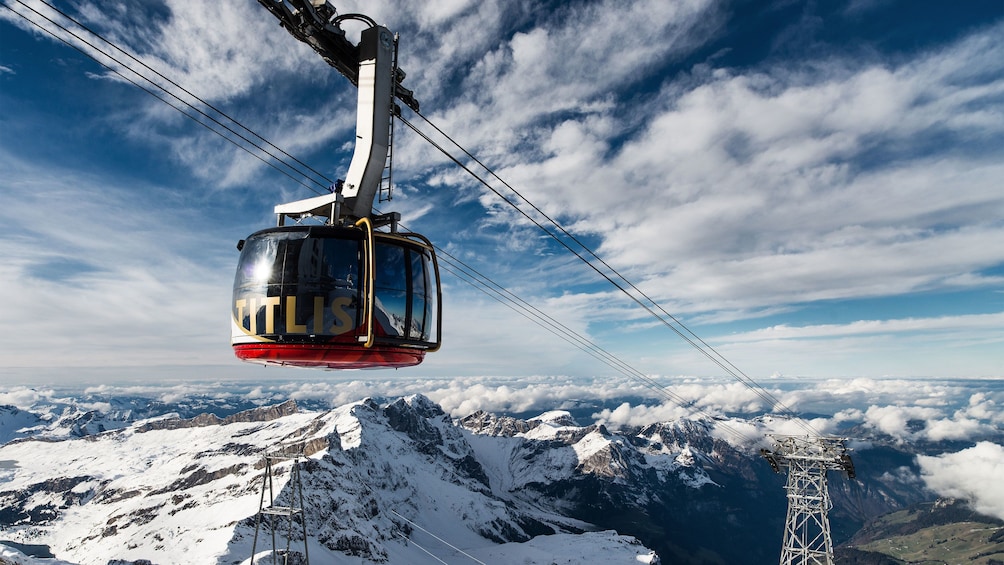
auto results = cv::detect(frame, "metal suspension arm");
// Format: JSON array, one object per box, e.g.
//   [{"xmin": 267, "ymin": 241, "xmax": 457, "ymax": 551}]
[
  {"xmin": 261, "ymin": 0, "xmax": 420, "ymax": 223},
  {"xmin": 257, "ymin": 0, "xmax": 419, "ymax": 112}
]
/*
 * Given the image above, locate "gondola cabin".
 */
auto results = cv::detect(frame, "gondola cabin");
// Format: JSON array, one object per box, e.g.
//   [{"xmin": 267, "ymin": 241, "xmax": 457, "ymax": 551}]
[{"xmin": 231, "ymin": 222, "xmax": 441, "ymax": 369}]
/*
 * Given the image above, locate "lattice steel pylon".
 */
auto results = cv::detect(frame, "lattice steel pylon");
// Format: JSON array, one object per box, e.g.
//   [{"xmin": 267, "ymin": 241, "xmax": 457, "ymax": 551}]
[
  {"xmin": 761, "ymin": 435, "xmax": 855, "ymax": 565},
  {"xmin": 251, "ymin": 442, "xmax": 310, "ymax": 565}
]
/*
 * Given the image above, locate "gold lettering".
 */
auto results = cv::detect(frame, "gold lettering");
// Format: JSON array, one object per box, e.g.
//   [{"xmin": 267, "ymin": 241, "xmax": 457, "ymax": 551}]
[
  {"xmin": 286, "ymin": 296, "xmax": 307, "ymax": 333},
  {"xmin": 248, "ymin": 297, "xmax": 257, "ymax": 334},
  {"xmin": 235, "ymin": 299, "xmax": 247, "ymax": 330},
  {"xmin": 262, "ymin": 296, "xmax": 280, "ymax": 333},
  {"xmin": 313, "ymin": 296, "xmax": 325, "ymax": 334},
  {"xmin": 329, "ymin": 296, "xmax": 354, "ymax": 335}
]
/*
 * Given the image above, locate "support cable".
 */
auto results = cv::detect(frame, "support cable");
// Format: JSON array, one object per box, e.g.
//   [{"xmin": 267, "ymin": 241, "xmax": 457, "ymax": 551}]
[
  {"xmin": 28, "ymin": 0, "xmax": 335, "ymax": 192},
  {"xmin": 399, "ymin": 113, "xmax": 820, "ymax": 437},
  {"xmin": 437, "ymin": 252, "xmax": 756, "ymax": 444},
  {"xmin": 5, "ymin": 0, "xmax": 328, "ymax": 197},
  {"xmin": 392, "ymin": 531, "xmax": 450, "ymax": 565},
  {"xmin": 390, "ymin": 510, "xmax": 488, "ymax": 565}
]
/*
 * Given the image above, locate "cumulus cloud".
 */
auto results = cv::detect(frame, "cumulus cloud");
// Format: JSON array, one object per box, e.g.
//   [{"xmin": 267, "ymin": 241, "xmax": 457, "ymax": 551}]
[
  {"xmin": 850, "ymin": 394, "xmax": 1004, "ymax": 444},
  {"xmin": 588, "ymin": 376, "xmax": 1004, "ymax": 446},
  {"xmin": 0, "ymin": 387, "xmax": 56, "ymax": 410},
  {"xmin": 594, "ymin": 402, "xmax": 695, "ymax": 428},
  {"xmin": 274, "ymin": 375, "xmax": 656, "ymax": 417},
  {"xmin": 862, "ymin": 405, "xmax": 942, "ymax": 440},
  {"xmin": 918, "ymin": 442, "xmax": 1004, "ymax": 521}
]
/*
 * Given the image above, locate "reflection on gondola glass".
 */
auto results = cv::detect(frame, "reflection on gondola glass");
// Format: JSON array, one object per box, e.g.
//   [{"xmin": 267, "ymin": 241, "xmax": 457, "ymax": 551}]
[
  {"xmin": 410, "ymin": 247, "xmax": 433, "ymax": 341},
  {"xmin": 371, "ymin": 241, "xmax": 439, "ymax": 341},
  {"xmin": 232, "ymin": 228, "xmax": 362, "ymax": 338},
  {"xmin": 374, "ymin": 243, "xmax": 407, "ymax": 336}
]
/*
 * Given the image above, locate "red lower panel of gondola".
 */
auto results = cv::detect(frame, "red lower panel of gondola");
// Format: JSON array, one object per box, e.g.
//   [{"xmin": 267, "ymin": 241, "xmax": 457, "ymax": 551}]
[{"xmin": 233, "ymin": 343, "xmax": 425, "ymax": 369}]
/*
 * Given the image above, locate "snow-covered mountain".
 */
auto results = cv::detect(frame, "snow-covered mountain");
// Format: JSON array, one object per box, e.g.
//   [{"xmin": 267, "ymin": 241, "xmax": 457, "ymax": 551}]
[
  {"xmin": 0, "ymin": 395, "xmax": 663, "ymax": 564},
  {"xmin": 0, "ymin": 393, "xmax": 941, "ymax": 564}
]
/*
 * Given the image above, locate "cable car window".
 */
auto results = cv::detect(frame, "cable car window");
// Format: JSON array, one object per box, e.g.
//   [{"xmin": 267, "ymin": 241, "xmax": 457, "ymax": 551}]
[
  {"xmin": 291, "ymin": 236, "xmax": 361, "ymax": 336},
  {"xmin": 374, "ymin": 242, "xmax": 408, "ymax": 337},
  {"xmin": 422, "ymin": 247, "xmax": 439, "ymax": 343},
  {"xmin": 234, "ymin": 229, "xmax": 363, "ymax": 338},
  {"xmin": 425, "ymin": 249, "xmax": 439, "ymax": 342},
  {"xmin": 234, "ymin": 230, "xmax": 306, "ymax": 292},
  {"xmin": 409, "ymin": 249, "xmax": 428, "ymax": 340},
  {"xmin": 233, "ymin": 231, "xmax": 300, "ymax": 336}
]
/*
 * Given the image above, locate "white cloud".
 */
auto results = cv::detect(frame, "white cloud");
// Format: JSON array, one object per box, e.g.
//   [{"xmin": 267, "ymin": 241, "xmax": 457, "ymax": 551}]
[
  {"xmin": 722, "ymin": 313, "xmax": 1004, "ymax": 343},
  {"xmin": 594, "ymin": 402, "xmax": 695, "ymax": 429},
  {"xmin": 390, "ymin": 0, "xmax": 723, "ymax": 175},
  {"xmin": 4, "ymin": 376, "xmax": 1001, "ymax": 456},
  {"xmin": 76, "ymin": 0, "xmax": 311, "ymax": 101},
  {"xmin": 848, "ymin": 401, "xmax": 1000, "ymax": 444},
  {"xmin": 862, "ymin": 405, "xmax": 942, "ymax": 440},
  {"xmin": 960, "ymin": 393, "xmax": 1004, "ymax": 425},
  {"xmin": 442, "ymin": 18, "xmax": 1004, "ymax": 315},
  {"xmin": 381, "ymin": 8, "xmax": 1004, "ymax": 379},
  {"xmin": 918, "ymin": 442, "xmax": 1004, "ymax": 521},
  {"xmin": 584, "ymin": 377, "xmax": 1004, "ymax": 444},
  {"xmin": 0, "ymin": 387, "xmax": 56, "ymax": 410}
]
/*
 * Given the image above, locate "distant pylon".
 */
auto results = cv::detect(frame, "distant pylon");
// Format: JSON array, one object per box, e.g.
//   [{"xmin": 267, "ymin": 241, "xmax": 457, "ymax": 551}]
[
  {"xmin": 251, "ymin": 441, "xmax": 310, "ymax": 565},
  {"xmin": 761, "ymin": 435, "xmax": 855, "ymax": 565}
]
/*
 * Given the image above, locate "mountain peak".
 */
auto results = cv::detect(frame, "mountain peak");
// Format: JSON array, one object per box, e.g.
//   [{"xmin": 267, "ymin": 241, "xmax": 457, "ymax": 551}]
[{"xmin": 530, "ymin": 410, "xmax": 578, "ymax": 427}]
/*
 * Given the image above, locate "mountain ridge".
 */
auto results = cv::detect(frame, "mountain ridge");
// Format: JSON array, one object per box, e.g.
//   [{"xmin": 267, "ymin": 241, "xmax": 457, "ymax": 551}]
[{"xmin": 0, "ymin": 392, "xmax": 986, "ymax": 564}]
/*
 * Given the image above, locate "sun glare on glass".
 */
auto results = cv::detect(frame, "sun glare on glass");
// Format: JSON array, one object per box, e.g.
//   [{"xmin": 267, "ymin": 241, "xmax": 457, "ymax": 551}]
[{"xmin": 252, "ymin": 261, "xmax": 272, "ymax": 282}]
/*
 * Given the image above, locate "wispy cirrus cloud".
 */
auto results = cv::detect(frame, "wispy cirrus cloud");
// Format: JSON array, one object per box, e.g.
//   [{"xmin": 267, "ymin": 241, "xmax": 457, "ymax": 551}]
[
  {"xmin": 719, "ymin": 313, "xmax": 1004, "ymax": 343},
  {"xmin": 0, "ymin": 150, "xmax": 235, "ymax": 369}
]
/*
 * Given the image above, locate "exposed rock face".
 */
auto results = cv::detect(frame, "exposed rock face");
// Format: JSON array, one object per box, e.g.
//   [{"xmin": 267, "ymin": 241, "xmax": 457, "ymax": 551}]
[
  {"xmin": 136, "ymin": 399, "xmax": 299, "ymax": 432},
  {"xmin": 459, "ymin": 410, "xmax": 541, "ymax": 436},
  {"xmin": 383, "ymin": 396, "xmax": 445, "ymax": 445}
]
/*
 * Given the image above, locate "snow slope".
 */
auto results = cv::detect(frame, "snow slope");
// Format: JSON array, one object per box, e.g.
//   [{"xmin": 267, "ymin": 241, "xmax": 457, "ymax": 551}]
[{"xmin": 0, "ymin": 396, "xmax": 662, "ymax": 564}]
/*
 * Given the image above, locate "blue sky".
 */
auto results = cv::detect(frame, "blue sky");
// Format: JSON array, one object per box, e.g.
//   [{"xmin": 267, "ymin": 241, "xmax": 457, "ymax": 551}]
[{"xmin": 1, "ymin": 0, "xmax": 1002, "ymax": 385}]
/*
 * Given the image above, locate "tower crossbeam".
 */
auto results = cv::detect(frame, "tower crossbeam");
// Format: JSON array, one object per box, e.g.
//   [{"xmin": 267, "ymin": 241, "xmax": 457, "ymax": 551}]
[{"xmin": 761, "ymin": 435, "xmax": 855, "ymax": 565}]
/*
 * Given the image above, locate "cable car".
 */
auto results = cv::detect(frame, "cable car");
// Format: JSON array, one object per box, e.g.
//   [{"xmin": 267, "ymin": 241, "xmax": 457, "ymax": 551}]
[
  {"xmin": 233, "ymin": 8, "xmax": 440, "ymax": 369},
  {"xmin": 231, "ymin": 221, "xmax": 441, "ymax": 369}
]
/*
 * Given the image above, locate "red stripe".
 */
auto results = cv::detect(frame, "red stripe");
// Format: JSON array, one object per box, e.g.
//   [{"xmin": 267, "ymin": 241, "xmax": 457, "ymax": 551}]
[{"xmin": 233, "ymin": 343, "xmax": 424, "ymax": 369}]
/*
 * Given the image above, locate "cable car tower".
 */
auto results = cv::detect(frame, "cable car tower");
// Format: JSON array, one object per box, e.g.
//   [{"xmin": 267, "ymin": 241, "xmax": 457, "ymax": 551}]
[
  {"xmin": 251, "ymin": 442, "xmax": 310, "ymax": 565},
  {"xmin": 233, "ymin": 0, "xmax": 441, "ymax": 370},
  {"xmin": 761, "ymin": 436, "xmax": 856, "ymax": 565}
]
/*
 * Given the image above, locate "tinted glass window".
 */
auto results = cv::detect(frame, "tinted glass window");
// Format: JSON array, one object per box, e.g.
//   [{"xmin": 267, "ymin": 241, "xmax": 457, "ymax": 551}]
[
  {"xmin": 233, "ymin": 230, "xmax": 361, "ymax": 338},
  {"xmin": 422, "ymin": 249, "xmax": 438, "ymax": 342},
  {"xmin": 409, "ymin": 249, "xmax": 428, "ymax": 340},
  {"xmin": 374, "ymin": 243, "xmax": 408, "ymax": 337},
  {"xmin": 234, "ymin": 231, "xmax": 306, "ymax": 292}
]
